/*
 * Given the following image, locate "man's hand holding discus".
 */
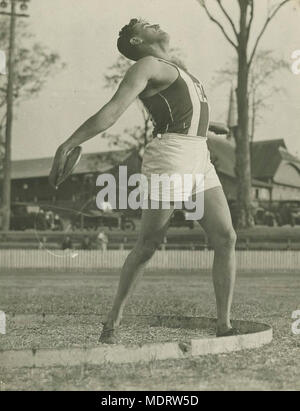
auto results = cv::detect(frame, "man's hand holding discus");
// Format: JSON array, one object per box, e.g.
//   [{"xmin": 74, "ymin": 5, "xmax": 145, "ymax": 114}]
[{"xmin": 49, "ymin": 144, "xmax": 82, "ymax": 189}]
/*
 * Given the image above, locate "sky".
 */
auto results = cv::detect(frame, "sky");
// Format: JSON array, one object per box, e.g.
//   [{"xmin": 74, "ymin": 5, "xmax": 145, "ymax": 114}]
[{"xmin": 2, "ymin": 0, "xmax": 300, "ymax": 160}]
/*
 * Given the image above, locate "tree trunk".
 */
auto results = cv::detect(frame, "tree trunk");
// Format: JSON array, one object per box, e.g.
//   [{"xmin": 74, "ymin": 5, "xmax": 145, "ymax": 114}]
[
  {"xmin": 234, "ymin": 3, "xmax": 254, "ymax": 228},
  {"xmin": 250, "ymin": 90, "xmax": 256, "ymax": 142},
  {"xmin": 1, "ymin": 0, "xmax": 16, "ymax": 231}
]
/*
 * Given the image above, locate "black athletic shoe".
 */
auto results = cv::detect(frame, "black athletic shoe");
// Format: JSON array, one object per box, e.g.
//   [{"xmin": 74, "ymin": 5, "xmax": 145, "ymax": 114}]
[
  {"xmin": 216, "ymin": 327, "xmax": 239, "ymax": 337},
  {"xmin": 98, "ymin": 322, "xmax": 119, "ymax": 344}
]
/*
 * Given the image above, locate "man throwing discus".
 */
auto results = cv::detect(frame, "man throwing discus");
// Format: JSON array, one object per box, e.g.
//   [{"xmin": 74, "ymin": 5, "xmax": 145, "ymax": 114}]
[{"xmin": 49, "ymin": 18, "xmax": 238, "ymax": 343}]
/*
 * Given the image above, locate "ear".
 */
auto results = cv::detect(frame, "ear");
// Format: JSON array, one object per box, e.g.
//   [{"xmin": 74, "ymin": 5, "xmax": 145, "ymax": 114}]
[{"xmin": 130, "ymin": 37, "xmax": 143, "ymax": 46}]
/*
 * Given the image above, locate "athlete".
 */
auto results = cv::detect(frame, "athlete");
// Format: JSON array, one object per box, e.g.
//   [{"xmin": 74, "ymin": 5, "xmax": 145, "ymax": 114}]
[{"xmin": 49, "ymin": 19, "xmax": 237, "ymax": 343}]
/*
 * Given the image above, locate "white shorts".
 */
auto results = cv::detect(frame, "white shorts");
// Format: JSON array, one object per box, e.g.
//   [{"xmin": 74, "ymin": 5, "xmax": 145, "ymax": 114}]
[{"xmin": 140, "ymin": 133, "xmax": 222, "ymax": 202}]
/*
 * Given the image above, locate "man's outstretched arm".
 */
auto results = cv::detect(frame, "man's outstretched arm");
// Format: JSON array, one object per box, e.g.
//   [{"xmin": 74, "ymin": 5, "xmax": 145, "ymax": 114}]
[
  {"xmin": 62, "ymin": 57, "xmax": 157, "ymax": 150},
  {"xmin": 49, "ymin": 57, "xmax": 158, "ymax": 186}
]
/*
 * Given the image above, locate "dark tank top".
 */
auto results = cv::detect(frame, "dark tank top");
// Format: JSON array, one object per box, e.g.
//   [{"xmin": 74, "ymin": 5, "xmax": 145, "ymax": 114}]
[{"xmin": 139, "ymin": 58, "xmax": 210, "ymax": 137}]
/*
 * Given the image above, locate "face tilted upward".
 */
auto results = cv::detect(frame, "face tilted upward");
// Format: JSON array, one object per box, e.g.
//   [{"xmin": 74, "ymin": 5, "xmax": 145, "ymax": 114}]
[{"xmin": 132, "ymin": 20, "xmax": 170, "ymax": 46}]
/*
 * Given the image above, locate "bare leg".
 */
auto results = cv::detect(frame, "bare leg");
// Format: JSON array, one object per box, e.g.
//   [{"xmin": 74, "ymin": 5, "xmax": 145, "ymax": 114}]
[
  {"xmin": 194, "ymin": 187, "xmax": 237, "ymax": 334},
  {"xmin": 103, "ymin": 205, "xmax": 174, "ymax": 330}
]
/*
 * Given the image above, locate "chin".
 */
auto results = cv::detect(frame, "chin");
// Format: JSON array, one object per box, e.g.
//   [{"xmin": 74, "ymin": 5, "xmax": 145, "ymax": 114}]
[{"xmin": 160, "ymin": 32, "xmax": 170, "ymax": 44}]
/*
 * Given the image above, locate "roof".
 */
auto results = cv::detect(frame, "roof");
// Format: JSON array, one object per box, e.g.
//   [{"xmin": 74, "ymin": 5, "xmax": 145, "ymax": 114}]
[
  {"xmin": 251, "ymin": 139, "xmax": 287, "ymax": 179},
  {"xmin": 207, "ymin": 136, "xmax": 293, "ymax": 188},
  {"xmin": 278, "ymin": 146, "xmax": 300, "ymax": 166},
  {"xmin": 207, "ymin": 135, "xmax": 236, "ymax": 178},
  {"xmin": 252, "ymin": 178, "xmax": 273, "ymax": 188},
  {"xmin": 4, "ymin": 149, "xmax": 135, "ymax": 180}
]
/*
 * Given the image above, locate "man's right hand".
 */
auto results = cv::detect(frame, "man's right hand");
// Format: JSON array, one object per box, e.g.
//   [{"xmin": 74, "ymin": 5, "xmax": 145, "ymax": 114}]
[{"xmin": 48, "ymin": 144, "xmax": 69, "ymax": 189}]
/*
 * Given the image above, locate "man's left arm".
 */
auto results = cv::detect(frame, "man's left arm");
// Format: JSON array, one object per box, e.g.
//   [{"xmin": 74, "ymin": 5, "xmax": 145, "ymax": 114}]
[{"xmin": 208, "ymin": 122, "xmax": 229, "ymax": 135}]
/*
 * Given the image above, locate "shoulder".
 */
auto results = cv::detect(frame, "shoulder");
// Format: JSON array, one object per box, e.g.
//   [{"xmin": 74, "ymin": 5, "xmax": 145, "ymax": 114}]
[
  {"xmin": 126, "ymin": 56, "xmax": 160, "ymax": 78},
  {"xmin": 135, "ymin": 56, "xmax": 160, "ymax": 68}
]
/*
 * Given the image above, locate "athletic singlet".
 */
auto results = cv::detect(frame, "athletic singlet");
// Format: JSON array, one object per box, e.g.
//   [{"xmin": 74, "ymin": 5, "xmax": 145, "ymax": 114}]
[{"xmin": 139, "ymin": 58, "xmax": 210, "ymax": 137}]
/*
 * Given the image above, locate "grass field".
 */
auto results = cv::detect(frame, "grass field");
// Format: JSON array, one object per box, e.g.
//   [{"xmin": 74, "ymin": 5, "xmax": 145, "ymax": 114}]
[{"xmin": 0, "ymin": 269, "xmax": 299, "ymax": 391}]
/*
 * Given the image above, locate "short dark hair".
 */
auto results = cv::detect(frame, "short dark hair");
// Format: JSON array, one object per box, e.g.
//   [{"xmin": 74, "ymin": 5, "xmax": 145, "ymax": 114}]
[{"xmin": 117, "ymin": 18, "xmax": 142, "ymax": 61}]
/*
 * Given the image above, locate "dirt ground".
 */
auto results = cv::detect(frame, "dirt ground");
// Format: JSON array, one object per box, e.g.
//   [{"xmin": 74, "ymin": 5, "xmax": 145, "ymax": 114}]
[{"xmin": 0, "ymin": 269, "xmax": 299, "ymax": 391}]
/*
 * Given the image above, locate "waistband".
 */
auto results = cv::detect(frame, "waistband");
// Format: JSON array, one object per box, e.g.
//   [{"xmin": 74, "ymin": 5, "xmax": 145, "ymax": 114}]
[{"xmin": 155, "ymin": 133, "xmax": 208, "ymax": 141}]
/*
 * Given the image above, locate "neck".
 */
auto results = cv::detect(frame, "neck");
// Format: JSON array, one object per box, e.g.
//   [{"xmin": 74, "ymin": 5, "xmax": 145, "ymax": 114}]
[{"xmin": 145, "ymin": 42, "xmax": 170, "ymax": 61}]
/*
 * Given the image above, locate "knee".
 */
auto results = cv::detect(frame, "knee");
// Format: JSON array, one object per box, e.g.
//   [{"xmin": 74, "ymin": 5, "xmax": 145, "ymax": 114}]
[
  {"xmin": 134, "ymin": 237, "xmax": 160, "ymax": 263},
  {"xmin": 211, "ymin": 228, "xmax": 237, "ymax": 251}
]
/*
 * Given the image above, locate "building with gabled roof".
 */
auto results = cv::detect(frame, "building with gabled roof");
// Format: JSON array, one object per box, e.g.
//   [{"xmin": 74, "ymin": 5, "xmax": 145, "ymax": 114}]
[
  {"xmin": 4, "ymin": 149, "xmax": 135, "ymax": 180},
  {"xmin": 206, "ymin": 135, "xmax": 300, "ymax": 203},
  {"xmin": 0, "ymin": 148, "xmax": 141, "ymax": 209},
  {"xmin": 251, "ymin": 139, "xmax": 300, "ymax": 201}
]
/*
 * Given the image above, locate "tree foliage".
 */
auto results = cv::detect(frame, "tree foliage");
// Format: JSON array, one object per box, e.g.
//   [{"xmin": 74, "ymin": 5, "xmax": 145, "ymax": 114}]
[
  {"xmin": 0, "ymin": 18, "xmax": 66, "ymax": 160},
  {"xmin": 213, "ymin": 49, "xmax": 289, "ymax": 140}
]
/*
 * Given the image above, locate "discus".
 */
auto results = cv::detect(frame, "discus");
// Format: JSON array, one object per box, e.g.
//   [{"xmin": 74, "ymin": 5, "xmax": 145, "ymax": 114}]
[{"xmin": 55, "ymin": 146, "xmax": 82, "ymax": 188}]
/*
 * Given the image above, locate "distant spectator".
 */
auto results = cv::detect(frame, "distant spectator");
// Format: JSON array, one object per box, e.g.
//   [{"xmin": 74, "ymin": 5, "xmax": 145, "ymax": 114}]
[
  {"xmin": 96, "ymin": 230, "xmax": 108, "ymax": 251},
  {"xmin": 45, "ymin": 211, "xmax": 54, "ymax": 229},
  {"xmin": 100, "ymin": 201, "xmax": 113, "ymax": 213},
  {"xmin": 39, "ymin": 236, "xmax": 47, "ymax": 250},
  {"xmin": 62, "ymin": 235, "xmax": 73, "ymax": 250},
  {"xmin": 54, "ymin": 214, "xmax": 63, "ymax": 231},
  {"xmin": 265, "ymin": 210, "xmax": 275, "ymax": 227},
  {"xmin": 36, "ymin": 210, "xmax": 47, "ymax": 231},
  {"xmin": 81, "ymin": 235, "xmax": 93, "ymax": 250},
  {"xmin": 278, "ymin": 203, "xmax": 293, "ymax": 226},
  {"xmin": 290, "ymin": 210, "xmax": 296, "ymax": 227}
]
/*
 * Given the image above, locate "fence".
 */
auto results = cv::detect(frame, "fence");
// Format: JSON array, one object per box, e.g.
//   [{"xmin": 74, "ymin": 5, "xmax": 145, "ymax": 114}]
[{"xmin": 0, "ymin": 249, "xmax": 299, "ymax": 272}]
